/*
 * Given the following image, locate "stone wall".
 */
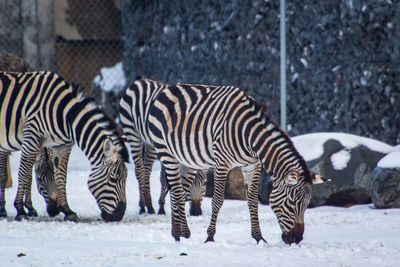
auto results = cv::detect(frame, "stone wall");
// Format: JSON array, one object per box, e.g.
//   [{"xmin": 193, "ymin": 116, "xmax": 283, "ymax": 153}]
[
  {"xmin": 122, "ymin": 0, "xmax": 400, "ymax": 145},
  {"xmin": 0, "ymin": 0, "xmax": 55, "ymax": 71}
]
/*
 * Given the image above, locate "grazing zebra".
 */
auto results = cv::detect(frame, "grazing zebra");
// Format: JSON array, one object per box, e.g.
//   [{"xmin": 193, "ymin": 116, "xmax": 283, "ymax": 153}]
[
  {"xmin": 0, "ymin": 148, "xmax": 59, "ymax": 218},
  {"xmin": 34, "ymin": 147, "xmax": 60, "ymax": 217},
  {"xmin": 157, "ymin": 164, "xmax": 207, "ymax": 216},
  {"xmin": 120, "ymin": 78, "xmax": 327, "ymax": 245},
  {"xmin": 0, "ymin": 71, "xmax": 129, "ymax": 221}
]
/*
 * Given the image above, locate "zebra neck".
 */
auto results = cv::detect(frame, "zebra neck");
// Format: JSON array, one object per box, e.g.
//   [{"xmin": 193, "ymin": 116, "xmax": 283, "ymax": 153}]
[
  {"xmin": 251, "ymin": 121, "xmax": 302, "ymax": 180},
  {"xmin": 66, "ymin": 104, "xmax": 108, "ymax": 166}
]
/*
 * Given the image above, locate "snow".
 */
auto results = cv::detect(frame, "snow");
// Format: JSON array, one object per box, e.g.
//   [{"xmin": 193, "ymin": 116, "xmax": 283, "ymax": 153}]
[
  {"xmin": 93, "ymin": 62, "xmax": 126, "ymax": 93},
  {"xmin": 378, "ymin": 151, "xmax": 400, "ymax": 169},
  {"xmin": 1, "ymin": 134, "xmax": 400, "ymax": 266},
  {"xmin": 293, "ymin": 132, "xmax": 399, "ymax": 169},
  {"xmin": 330, "ymin": 149, "xmax": 351, "ymax": 170}
]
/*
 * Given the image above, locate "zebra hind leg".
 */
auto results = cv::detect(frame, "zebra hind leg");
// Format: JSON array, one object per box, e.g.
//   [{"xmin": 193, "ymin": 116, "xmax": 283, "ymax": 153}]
[{"xmin": 157, "ymin": 165, "xmax": 168, "ymax": 215}]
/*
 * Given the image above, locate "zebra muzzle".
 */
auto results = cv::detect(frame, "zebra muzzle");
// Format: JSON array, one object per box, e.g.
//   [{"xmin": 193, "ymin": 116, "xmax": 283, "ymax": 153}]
[
  {"xmin": 281, "ymin": 223, "xmax": 304, "ymax": 245},
  {"xmin": 101, "ymin": 202, "xmax": 126, "ymax": 222},
  {"xmin": 46, "ymin": 198, "xmax": 61, "ymax": 217},
  {"xmin": 189, "ymin": 199, "xmax": 202, "ymax": 216}
]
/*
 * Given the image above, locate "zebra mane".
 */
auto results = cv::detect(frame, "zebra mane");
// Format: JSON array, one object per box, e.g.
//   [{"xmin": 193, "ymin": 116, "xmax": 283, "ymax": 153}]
[
  {"xmin": 69, "ymin": 83, "xmax": 130, "ymax": 163},
  {"xmin": 252, "ymin": 97, "xmax": 312, "ymax": 184}
]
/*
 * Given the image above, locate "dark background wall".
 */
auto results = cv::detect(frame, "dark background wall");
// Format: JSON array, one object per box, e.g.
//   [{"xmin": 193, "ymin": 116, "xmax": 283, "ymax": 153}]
[{"xmin": 122, "ymin": 0, "xmax": 400, "ymax": 145}]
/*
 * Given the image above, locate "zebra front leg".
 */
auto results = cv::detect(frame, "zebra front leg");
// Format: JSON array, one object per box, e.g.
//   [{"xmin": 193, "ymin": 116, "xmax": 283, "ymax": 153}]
[
  {"xmin": 242, "ymin": 164, "xmax": 267, "ymax": 244},
  {"xmin": 162, "ymin": 156, "xmax": 190, "ymax": 241},
  {"xmin": 129, "ymin": 140, "xmax": 148, "ymax": 214},
  {"xmin": 142, "ymin": 145, "xmax": 158, "ymax": 214},
  {"xmin": 14, "ymin": 139, "xmax": 41, "ymax": 221},
  {"xmin": 205, "ymin": 164, "xmax": 229, "ymax": 242},
  {"xmin": 24, "ymin": 185, "xmax": 38, "ymax": 217},
  {"xmin": 53, "ymin": 145, "xmax": 78, "ymax": 222},
  {"xmin": 0, "ymin": 153, "xmax": 9, "ymax": 217}
]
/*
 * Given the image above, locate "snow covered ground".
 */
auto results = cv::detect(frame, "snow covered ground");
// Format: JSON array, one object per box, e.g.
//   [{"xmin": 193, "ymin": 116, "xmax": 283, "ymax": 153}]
[{"xmin": 1, "ymin": 136, "xmax": 400, "ymax": 266}]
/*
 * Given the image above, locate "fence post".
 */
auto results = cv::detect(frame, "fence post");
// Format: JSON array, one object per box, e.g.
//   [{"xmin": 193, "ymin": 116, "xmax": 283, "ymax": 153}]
[{"xmin": 280, "ymin": 0, "xmax": 287, "ymax": 131}]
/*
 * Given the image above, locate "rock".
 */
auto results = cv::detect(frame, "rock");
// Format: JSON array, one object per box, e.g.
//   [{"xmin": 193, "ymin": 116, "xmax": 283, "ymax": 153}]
[
  {"xmin": 0, "ymin": 50, "xmax": 32, "ymax": 71},
  {"xmin": 370, "ymin": 167, "xmax": 400, "ymax": 208},
  {"xmin": 308, "ymin": 139, "xmax": 386, "ymax": 207},
  {"xmin": 205, "ymin": 167, "xmax": 247, "ymax": 200},
  {"xmin": 259, "ymin": 138, "xmax": 387, "ymax": 207}
]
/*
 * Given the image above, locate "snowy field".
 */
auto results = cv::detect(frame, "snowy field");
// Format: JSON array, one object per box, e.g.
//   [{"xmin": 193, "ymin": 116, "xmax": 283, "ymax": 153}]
[{"xmin": 1, "ymin": 137, "xmax": 400, "ymax": 267}]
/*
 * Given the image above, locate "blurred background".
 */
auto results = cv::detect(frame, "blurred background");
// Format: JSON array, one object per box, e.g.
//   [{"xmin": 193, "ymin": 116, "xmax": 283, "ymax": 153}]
[{"xmin": 0, "ymin": 0, "xmax": 399, "ymax": 144}]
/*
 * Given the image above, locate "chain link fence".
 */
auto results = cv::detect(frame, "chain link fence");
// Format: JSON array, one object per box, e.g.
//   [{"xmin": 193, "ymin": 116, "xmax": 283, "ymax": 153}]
[
  {"xmin": 0, "ymin": 0, "xmax": 124, "ymax": 119},
  {"xmin": 0, "ymin": 0, "xmax": 399, "ymax": 144}
]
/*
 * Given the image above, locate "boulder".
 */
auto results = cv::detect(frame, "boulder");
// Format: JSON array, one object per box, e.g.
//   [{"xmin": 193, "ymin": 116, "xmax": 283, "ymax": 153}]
[
  {"xmin": 205, "ymin": 167, "xmax": 247, "ymax": 200},
  {"xmin": 308, "ymin": 139, "xmax": 386, "ymax": 207},
  {"xmin": 370, "ymin": 167, "xmax": 400, "ymax": 208},
  {"xmin": 259, "ymin": 138, "xmax": 387, "ymax": 207},
  {"xmin": 0, "ymin": 50, "xmax": 32, "ymax": 72}
]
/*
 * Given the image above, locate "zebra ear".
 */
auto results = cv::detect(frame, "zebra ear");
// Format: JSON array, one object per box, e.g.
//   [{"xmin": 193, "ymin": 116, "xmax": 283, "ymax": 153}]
[
  {"xmin": 312, "ymin": 173, "xmax": 330, "ymax": 184},
  {"xmin": 104, "ymin": 138, "xmax": 119, "ymax": 164},
  {"xmin": 286, "ymin": 172, "xmax": 299, "ymax": 185}
]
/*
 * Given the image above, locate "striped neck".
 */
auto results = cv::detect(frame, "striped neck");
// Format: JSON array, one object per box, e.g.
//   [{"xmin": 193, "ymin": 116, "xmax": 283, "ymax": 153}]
[
  {"xmin": 249, "ymin": 117, "xmax": 305, "ymax": 181},
  {"xmin": 65, "ymin": 95, "xmax": 126, "ymax": 166}
]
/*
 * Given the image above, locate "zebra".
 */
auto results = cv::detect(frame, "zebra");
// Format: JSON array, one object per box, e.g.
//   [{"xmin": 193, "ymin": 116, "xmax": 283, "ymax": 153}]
[
  {"xmin": 0, "ymin": 148, "xmax": 60, "ymax": 218},
  {"xmin": 34, "ymin": 147, "xmax": 60, "ymax": 217},
  {"xmin": 157, "ymin": 164, "xmax": 207, "ymax": 216},
  {"xmin": 119, "ymin": 79, "xmax": 207, "ymax": 217},
  {"xmin": 0, "ymin": 71, "xmax": 129, "ymax": 221},
  {"xmin": 119, "ymin": 120, "xmax": 207, "ymax": 215},
  {"xmin": 120, "ymin": 78, "xmax": 327, "ymax": 245}
]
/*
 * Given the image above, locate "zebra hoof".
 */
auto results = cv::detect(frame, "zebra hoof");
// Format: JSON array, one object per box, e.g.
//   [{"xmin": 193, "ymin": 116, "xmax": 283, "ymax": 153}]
[
  {"xmin": 0, "ymin": 209, "xmax": 7, "ymax": 218},
  {"xmin": 64, "ymin": 213, "xmax": 79, "ymax": 222},
  {"xmin": 139, "ymin": 208, "xmax": 146, "ymax": 214},
  {"xmin": 256, "ymin": 237, "xmax": 268, "ymax": 244},
  {"xmin": 27, "ymin": 208, "xmax": 38, "ymax": 217},
  {"xmin": 204, "ymin": 235, "xmax": 215, "ymax": 243},
  {"xmin": 147, "ymin": 207, "xmax": 155, "ymax": 214},
  {"xmin": 15, "ymin": 213, "xmax": 28, "ymax": 221},
  {"xmin": 182, "ymin": 231, "xmax": 191, "ymax": 239},
  {"xmin": 157, "ymin": 208, "xmax": 165, "ymax": 215}
]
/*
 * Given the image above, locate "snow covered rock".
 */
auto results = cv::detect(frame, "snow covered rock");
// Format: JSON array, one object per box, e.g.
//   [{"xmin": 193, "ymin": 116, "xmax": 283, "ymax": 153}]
[
  {"xmin": 307, "ymin": 139, "xmax": 386, "ymax": 207},
  {"xmin": 92, "ymin": 62, "xmax": 126, "ymax": 122},
  {"xmin": 370, "ymin": 167, "xmax": 400, "ymax": 208},
  {"xmin": 258, "ymin": 133, "xmax": 396, "ymax": 208}
]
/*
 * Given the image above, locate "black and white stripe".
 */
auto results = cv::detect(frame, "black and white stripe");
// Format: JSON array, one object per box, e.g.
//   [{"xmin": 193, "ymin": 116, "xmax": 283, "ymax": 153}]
[
  {"xmin": 119, "ymin": 79, "xmax": 207, "ymax": 217},
  {"xmin": 0, "ymin": 71, "xmax": 129, "ymax": 221},
  {"xmin": 120, "ymin": 78, "xmax": 326, "ymax": 244}
]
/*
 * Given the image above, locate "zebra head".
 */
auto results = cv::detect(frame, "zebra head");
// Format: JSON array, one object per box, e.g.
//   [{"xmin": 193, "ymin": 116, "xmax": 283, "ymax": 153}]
[
  {"xmin": 269, "ymin": 171, "xmax": 326, "ymax": 245},
  {"xmin": 88, "ymin": 138, "xmax": 129, "ymax": 222},
  {"xmin": 35, "ymin": 148, "xmax": 60, "ymax": 217}
]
